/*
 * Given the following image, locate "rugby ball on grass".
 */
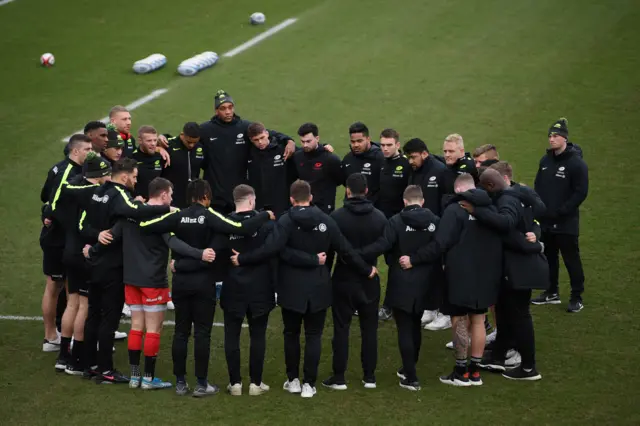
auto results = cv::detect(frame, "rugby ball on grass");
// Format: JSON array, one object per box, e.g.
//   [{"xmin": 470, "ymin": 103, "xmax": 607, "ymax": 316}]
[
  {"xmin": 250, "ymin": 12, "xmax": 266, "ymax": 25},
  {"xmin": 40, "ymin": 53, "xmax": 55, "ymax": 67}
]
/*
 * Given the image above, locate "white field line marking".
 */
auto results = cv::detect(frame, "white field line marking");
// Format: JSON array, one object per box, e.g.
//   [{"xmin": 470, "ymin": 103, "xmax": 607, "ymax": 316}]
[
  {"xmin": 0, "ymin": 315, "xmax": 246, "ymax": 328},
  {"xmin": 223, "ymin": 18, "xmax": 298, "ymax": 58},
  {"xmin": 60, "ymin": 89, "xmax": 169, "ymax": 142},
  {"xmin": 0, "ymin": 0, "xmax": 17, "ymax": 7},
  {"xmin": 59, "ymin": 17, "xmax": 298, "ymax": 142}
]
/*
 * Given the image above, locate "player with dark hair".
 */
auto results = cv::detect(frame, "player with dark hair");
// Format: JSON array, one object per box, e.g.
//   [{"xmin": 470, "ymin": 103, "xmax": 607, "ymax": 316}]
[
  {"xmin": 472, "ymin": 144, "xmax": 500, "ymax": 168},
  {"xmin": 163, "ymin": 122, "xmax": 205, "ymax": 208},
  {"xmin": 376, "ymin": 128, "xmax": 410, "ymax": 218},
  {"xmin": 342, "ymin": 122, "xmax": 384, "ymax": 203}
]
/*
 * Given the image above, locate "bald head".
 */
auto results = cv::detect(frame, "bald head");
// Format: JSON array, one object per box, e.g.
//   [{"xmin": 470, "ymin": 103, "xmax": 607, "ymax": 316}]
[{"xmin": 480, "ymin": 168, "xmax": 508, "ymax": 193}]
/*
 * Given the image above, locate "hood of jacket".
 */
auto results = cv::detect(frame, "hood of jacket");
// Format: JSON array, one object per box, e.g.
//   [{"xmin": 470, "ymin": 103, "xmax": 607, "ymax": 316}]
[
  {"xmin": 228, "ymin": 210, "xmax": 259, "ymax": 222},
  {"xmin": 343, "ymin": 197, "xmax": 375, "ymax": 215},
  {"xmin": 288, "ymin": 205, "xmax": 326, "ymax": 231},
  {"xmin": 546, "ymin": 143, "xmax": 581, "ymax": 162},
  {"xmin": 210, "ymin": 114, "xmax": 242, "ymax": 127},
  {"xmin": 399, "ymin": 205, "xmax": 435, "ymax": 230},
  {"xmin": 456, "ymin": 188, "xmax": 493, "ymax": 206}
]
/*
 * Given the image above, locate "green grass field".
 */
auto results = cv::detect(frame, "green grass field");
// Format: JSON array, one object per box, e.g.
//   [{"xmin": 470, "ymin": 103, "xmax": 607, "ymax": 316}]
[{"xmin": 1, "ymin": 0, "xmax": 639, "ymax": 424}]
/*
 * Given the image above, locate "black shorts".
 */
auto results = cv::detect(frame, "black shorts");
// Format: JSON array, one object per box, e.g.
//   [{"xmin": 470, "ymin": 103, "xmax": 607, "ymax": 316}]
[
  {"xmin": 42, "ymin": 247, "xmax": 66, "ymax": 281},
  {"xmin": 441, "ymin": 300, "xmax": 487, "ymax": 317},
  {"xmin": 67, "ymin": 265, "xmax": 89, "ymax": 296}
]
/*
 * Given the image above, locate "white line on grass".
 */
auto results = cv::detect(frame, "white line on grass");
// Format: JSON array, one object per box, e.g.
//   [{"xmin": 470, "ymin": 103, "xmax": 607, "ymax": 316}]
[
  {"xmin": 0, "ymin": 0, "xmax": 17, "ymax": 7},
  {"xmin": 0, "ymin": 314, "xmax": 245, "ymax": 328},
  {"xmin": 223, "ymin": 18, "xmax": 298, "ymax": 58},
  {"xmin": 60, "ymin": 89, "xmax": 169, "ymax": 142}
]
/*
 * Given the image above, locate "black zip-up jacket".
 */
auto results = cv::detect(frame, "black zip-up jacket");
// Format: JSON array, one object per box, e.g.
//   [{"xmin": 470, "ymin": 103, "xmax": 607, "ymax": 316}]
[
  {"xmin": 219, "ymin": 211, "xmax": 277, "ymax": 319},
  {"xmin": 81, "ymin": 181, "xmax": 170, "ymax": 276},
  {"xmin": 534, "ymin": 144, "xmax": 588, "ymax": 235},
  {"xmin": 162, "ymin": 136, "xmax": 205, "ymax": 208},
  {"xmin": 199, "ymin": 114, "xmax": 292, "ymax": 212},
  {"xmin": 408, "ymin": 155, "xmax": 447, "ymax": 216},
  {"xmin": 435, "ymin": 153, "xmax": 479, "ymax": 194},
  {"xmin": 40, "ymin": 158, "xmax": 83, "ymax": 248},
  {"xmin": 247, "ymin": 139, "xmax": 293, "ymax": 218},
  {"xmin": 359, "ymin": 205, "xmax": 440, "ymax": 314},
  {"xmin": 510, "ymin": 182, "xmax": 546, "ymax": 220},
  {"xmin": 132, "ymin": 149, "xmax": 165, "ymax": 199},
  {"xmin": 139, "ymin": 203, "xmax": 270, "ymax": 288},
  {"xmin": 330, "ymin": 198, "xmax": 387, "ymax": 305},
  {"xmin": 52, "ymin": 175, "xmax": 99, "ymax": 266},
  {"xmin": 291, "ymin": 145, "xmax": 343, "ymax": 214},
  {"xmin": 88, "ymin": 218, "xmax": 204, "ymax": 289},
  {"xmin": 409, "ymin": 190, "xmax": 503, "ymax": 310},
  {"xmin": 376, "ymin": 153, "xmax": 411, "ymax": 218},
  {"xmin": 341, "ymin": 144, "xmax": 384, "ymax": 202},
  {"xmin": 237, "ymin": 205, "xmax": 373, "ymax": 314}
]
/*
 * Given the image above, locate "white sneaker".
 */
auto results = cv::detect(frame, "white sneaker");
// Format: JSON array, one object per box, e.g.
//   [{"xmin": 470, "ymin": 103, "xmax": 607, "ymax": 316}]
[
  {"xmin": 114, "ymin": 331, "xmax": 127, "ymax": 340},
  {"xmin": 42, "ymin": 336, "xmax": 61, "ymax": 352},
  {"xmin": 506, "ymin": 349, "xmax": 517, "ymax": 359},
  {"xmin": 485, "ymin": 329, "xmax": 497, "ymax": 344},
  {"xmin": 122, "ymin": 304, "xmax": 132, "ymax": 318},
  {"xmin": 445, "ymin": 341, "xmax": 454, "ymax": 350},
  {"xmin": 283, "ymin": 378, "xmax": 302, "ymax": 394},
  {"xmin": 227, "ymin": 383, "xmax": 242, "ymax": 396},
  {"xmin": 424, "ymin": 313, "xmax": 451, "ymax": 331},
  {"xmin": 301, "ymin": 383, "xmax": 317, "ymax": 398},
  {"xmin": 421, "ymin": 310, "xmax": 437, "ymax": 325},
  {"xmin": 249, "ymin": 382, "xmax": 270, "ymax": 396},
  {"xmin": 167, "ymin": 301, "xmax": 175, "ymax": 310},
  {"xmin": 506, "ymin": 351, "xmax": 522, "ymax": 368}
]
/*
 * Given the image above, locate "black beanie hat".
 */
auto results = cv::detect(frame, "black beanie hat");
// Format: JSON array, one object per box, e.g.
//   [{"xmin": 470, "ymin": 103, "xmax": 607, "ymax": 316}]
[
  {"xmin": 548, "ymin": 117, "xmax": 569, "ymax": 139},
  {"xmin": 84, "ymin": 152, "xmax": 112, "ymax": 178},
  {"xmin": 106, "ymin": 129, "xmax": 125, "ymax": 149},
  {"xmin": 214, "ymin": 89, "xmax": 234, "ymax": 109}
]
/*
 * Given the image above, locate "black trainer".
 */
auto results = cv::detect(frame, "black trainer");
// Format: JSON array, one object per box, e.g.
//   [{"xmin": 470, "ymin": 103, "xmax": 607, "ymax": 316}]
[
  {"xmin": 96, "ymin": 369, "xmax": 129, "ymax": 385},
  {"xmin": 439, "ymin": 370, "xmax": 471, "ymax": 387},
  {"xmin": 399, "ymin": 378, "xmax": 421, "ymax": 391},
  {"xmin": 502, "ymin": 366, "xmax": 542, "ymax": 381},
  {"xmin": 322, "ymin": 376, "xmax": 347, "ymax": 390},
  {"xmin": 478, "ymin": 356, "xmax": 506, "ymax": 372},
  {"xmin": 65, "ymin": 363, "xmax": 84, "ymax": 376},
  {"xmin": 55, "ymin": 357, "xmax": 67, "ymax": 372},
  {"xmin": 531, "ymin": 292, "xmax": 561, "ymax": 305},
  {"xmin": 567, "ymin": 298, "xmax": 584, "ymax": 313},
  {"xmin": 83, "ymin": 366, "xmax": 99, "ymax": 380}
]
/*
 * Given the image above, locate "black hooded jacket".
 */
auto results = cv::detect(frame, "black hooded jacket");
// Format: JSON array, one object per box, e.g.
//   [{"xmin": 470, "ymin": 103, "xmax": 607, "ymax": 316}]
[
  {"xmin": 409, "ymin": 190, "xmax": 503, "ymax": 310},
  {"xmin": 341, "ymin": 144, "xmax": 384, "ymax": 202},
  {"xmin": 359, "ymin": 205, "xmax": 440, "ymax": 314},
  {"xmin": 534, "ymin": 144, "xmax": 588, "ymax": 235},
  {"xmin": 199, "ymin": 114, "xmax": 292, "ymax": 212},
  {"xmin": 330, "ymin": 198, "xmax": 388, "ymax": 305},
  {"xmin": 376, "ymin": 153, "xmax": 410, "ymax": 218},
  {"xmin": 247, "ymin": 139, "xmax": 293, "ymax": 218},
  {"xmin": 162, "ymin": 136, "xmax": 205, "ymax": 208},
  {"xmin": 237, "ymin": 205, "xmax": 372, "ymax": 314},
  {"xmin": 436, "ymin": 153, "xmax": 479, "ymax": 194}
]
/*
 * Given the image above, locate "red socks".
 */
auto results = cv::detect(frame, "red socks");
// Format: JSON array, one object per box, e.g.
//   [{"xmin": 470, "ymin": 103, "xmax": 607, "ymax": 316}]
[
  {"xmin": 144, "ymin": 332, "xmax": 160, "ymax": 357},
  {"xmin": 128, "ymin": 329, "xmax": 143, "ymax": 351}
]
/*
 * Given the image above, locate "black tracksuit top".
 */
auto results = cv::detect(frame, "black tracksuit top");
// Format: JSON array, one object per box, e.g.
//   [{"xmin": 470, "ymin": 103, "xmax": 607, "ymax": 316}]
[
  {"xmin": 330, "ymin": 197, "xmax": 387, "ymax": 304},
  {"xmin": 247, "ymin": 140, "xmax": 293, "ymax": 218},
  {"xmin": 360, "ymin": 205, "xmax": 440, "ymax": 314},
  {"xmin": 376, "ymin": 153, "xmax": 411, "ymax": 218},
  {"xmin": 199, "ymin": 114, "xmax": 292, "ymax": 212},
  {"xmin": 162, "ymin": 137, "xmax": 205, "ymax": 209},
  {"xmin": 341, "ymin": 144, "xmax": 384, "ymax": 203},
  {"xmin": 291, "ymin": 146, "xmax": 343, "ymax": 214},
  {"xmin": 237, "ymin": 205, "xmax": 372, "ymax": 314},
  {"xmin": 407, "ymin": 155, "xmax": 447, "ymax": 216},
  {"xmin": 132, "ymin": 148, "xmax": 165, "ymax": 199},
  {"xmin": 534, "ymin": 144, "xmax": 588, "ymax": 235},
  {"xmin": 437, "ymin": 153, "xmax": 479, "ymax": 194}
]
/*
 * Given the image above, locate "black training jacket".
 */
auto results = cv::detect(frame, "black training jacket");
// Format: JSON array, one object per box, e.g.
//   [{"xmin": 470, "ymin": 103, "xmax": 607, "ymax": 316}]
[
  {"xmin": 132, "ymin": 149, "xmax": 165, "ymax": 199},
  {"xmin": 511, "ymin": 182, "xmax": 546, "ymax": 220},
  {"xmin": 534, "ymin": 145, "xmax": 588, "ymax": 235},
  {"xmin": 330, "ymin": 198, "xmax": 387, "ymax": 305},
  {"xmin": 81, "ymin": 181, "xmax": 170, "ymax": 277},
  {"xmin": 408, "ymin": 155, "xmax": 447, "ymax": 216},
  {"xmin": 199, "ymin": 114, "xmax": 292, "ymax": 212},
  {"xmin": 410, "ymin": 190, "xmax": 503, "ymax": 310},
  {"xmin": 237, "ymin": 205, "xmax": 372, "ymax": 314},
  {"xmin": 359, "ymin": 205, "xmax": 440, "ymax": 315},
  {"xmin": 139, "ymin": 203, "xmax": 270, "ymax": 288},
  {"xmin": 436, "ymin": 153, "xmax": 479, "ymax": 194},
  {"xmin": 247, "ymin": 139, "xmax": 293, "ymax": 218},
  {"xmin": 40, "ymin": 158, "xmax": 83, "ymax": 248},
  {"xmin": 376, "ymin": 153, "xmax": 410, "ymax": 218},
  {"xmin": 219, "ymin": 211, "xmax": 277, "ymax": 319},
  {"xmin": 52, "ymin": 175, "xmax": 99, "ymax": 267},
  {"xmin": 162, "ymin": 136, "xmax": 205, "ymax": 208},
  {"xmin": 291, "ymin": 145, "xmax": 343, "ymax": 214},
  {"xmin": 341, "ymin": 144, "xmax": 384, "ymax": 203}
]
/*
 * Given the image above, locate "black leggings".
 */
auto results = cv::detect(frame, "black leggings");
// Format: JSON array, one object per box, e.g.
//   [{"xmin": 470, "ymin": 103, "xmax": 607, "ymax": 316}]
[{"xmin": 224, "ymin": 309, "xmax": 269, "ymax": 385}]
